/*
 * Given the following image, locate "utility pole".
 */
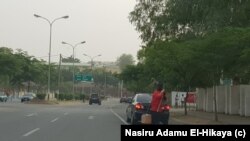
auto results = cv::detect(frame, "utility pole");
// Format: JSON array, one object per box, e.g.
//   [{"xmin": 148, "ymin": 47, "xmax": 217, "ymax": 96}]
[
  {"xmin": 120, "ymin": 80, "xmax": 123, "ymax": 98},
  {"xmin": 103, "ymin": 66, "xmax": 107, "ymax": 96}
]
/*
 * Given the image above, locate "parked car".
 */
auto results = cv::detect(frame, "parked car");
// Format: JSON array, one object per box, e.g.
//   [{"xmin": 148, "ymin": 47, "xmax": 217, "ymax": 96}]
[
  {"xmin": 0, "ymin": 92, "xmax": 7, "ymax": 102},
  {"xmin": 89, "ymin": 93, "xmax": 101, "ymax": 105},
  {"xmin": 126, "ymin": 93, "xmax": 170, "ymax": 125},
  {"xmin": 21, "ymin": 93, "xmax": 36, "ymax": 102}
]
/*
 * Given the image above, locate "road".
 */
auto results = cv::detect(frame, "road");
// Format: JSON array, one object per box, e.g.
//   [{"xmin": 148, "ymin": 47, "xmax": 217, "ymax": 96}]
[{"xmin": 0, "ymin": 98, "xmax": 182, "ymax": 141}]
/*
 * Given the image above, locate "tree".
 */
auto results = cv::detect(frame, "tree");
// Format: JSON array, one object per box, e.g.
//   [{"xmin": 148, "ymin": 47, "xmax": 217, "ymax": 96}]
[
  {"xmin": 130, "ymin": 0, "xmax": 250, "ymax": 44},
  {"xmin": 128, "ymin": 0, "xmax": 250, "ymax": 118},
  {"xmin": 10, "ymin": 50, "xmax": 48, "ymax": 93},
  {"xmin": 116, "ymin": 54, "xmax": 135, "ymax": 71},
  {"xmin": 62, "ymin": 56, "xmax": 80, "ymax": 63},
  {"xmin": 0, "ymin": 48, "xmax": 19, "ymax": 88},
  {"xmin": 0, "ymin": 47, "xmax": 52, "ymax": 93},
  {"xmin": 120, "ymin": 64, "xmax": 154, "ymax": 93}
]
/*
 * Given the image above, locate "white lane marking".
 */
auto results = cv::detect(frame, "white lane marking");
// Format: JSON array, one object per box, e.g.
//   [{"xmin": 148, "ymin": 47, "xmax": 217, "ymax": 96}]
[
  {"xmin": 50, "ymin": 117, "xmax": 59, "ymax": 123},
  {"xmin": 110, "ymin": 108, "xmax": 128, "ymax": 125},
  {"xmin": 88, "ymin": 116, "xmax": 94, "ymax": 120},
  {"xmin": 26, "ymin": 113, "xmax": 36, "ymax": 117},
  {"xmin": 23, "ymin": 128, "xmax": 40, "ymax": 137},
  {"xmin": 64, "ymin": 112, "xmax": 68, "ymax": 116}
]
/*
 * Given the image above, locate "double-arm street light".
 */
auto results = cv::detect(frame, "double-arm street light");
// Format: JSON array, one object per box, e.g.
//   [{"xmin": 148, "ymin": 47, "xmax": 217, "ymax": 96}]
[
  {"xmin": 62, "ymin": 41, "xmax": 86, "ymax": 96},
  {"xmin": 34, "ymin": 14, "xmax": 69, "ymax": 96},
  {"xmin": 83, "ymin": 54, "xmax": 101, "ymax": 93},
  {"xmin": 83, "ymin": 54, "xmax": 102, "ymax": 70}
]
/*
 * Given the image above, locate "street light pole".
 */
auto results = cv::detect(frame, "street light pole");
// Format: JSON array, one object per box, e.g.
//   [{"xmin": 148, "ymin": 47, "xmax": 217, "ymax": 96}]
[
  {"xmin": 83, "ymin": 54, "xmax": 102, "ymax": 70},
  {"xmin": 62, "ymin": 41, "xmax": 86, "ymax": 97},
  {"xmin": 83, "ymin": 54, "xmax": 101, "ymax": 93},
  {"xmin": 103, "ymin": 66, "xmax": 107, "ymax": 96},
  {"xmin": 34, "ymin": 14, "xmax": 69, "ymax": 99}
]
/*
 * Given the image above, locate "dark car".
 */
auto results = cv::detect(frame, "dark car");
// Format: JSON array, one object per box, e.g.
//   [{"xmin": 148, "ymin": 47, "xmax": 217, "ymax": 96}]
[
  {"xmin": 120, "ymin": 97, "xmax": 127, "ymax": 103},
  {"xmin": 0, "ymin": 92, "xmax": 7, "ymax": 102},
  {"xmin": 126, "ymin": 97, "xmax": 132, "ymax": 103},
  {"xmin": 89, "ymin": 93, "xmax": 101, "ymax": 105},
  {"xmin": 21, "ymin": 93, "xmax": 35, "ymax": 102},
  {"xmin": 126, "ymin": 93, "xmax": 170, "ymax": 125}
]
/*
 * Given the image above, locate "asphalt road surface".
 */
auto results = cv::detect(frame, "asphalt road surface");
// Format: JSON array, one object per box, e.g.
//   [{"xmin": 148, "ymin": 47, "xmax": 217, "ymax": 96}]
[{"xmin": 0, "ymin": 98, "xmax": 182, "ymax": 141}]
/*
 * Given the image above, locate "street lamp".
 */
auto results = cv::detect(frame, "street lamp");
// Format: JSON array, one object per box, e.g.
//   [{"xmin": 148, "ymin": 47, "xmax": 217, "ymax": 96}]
[
  {"xmin": 83, "ymin": 54, "xmax": 101, "ymax": 93},
  {"xmin": 83, "ymin": 54, "xmax": 102, "ymax": 70},
  {"xmin": 62, "ymin": 41, "xmax": 86, "ymax": 96},
  {"xmin": 34, "ymin": 14, "xmax": 69, "ymax": 98}
]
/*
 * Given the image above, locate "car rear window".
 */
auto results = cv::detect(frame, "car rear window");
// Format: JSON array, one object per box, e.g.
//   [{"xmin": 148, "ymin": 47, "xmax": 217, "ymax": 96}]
[
  {"xmin": 137, "ymin": 94, "xmax": 151, "ymax": 103},
  {"xmin": 91, "ymin": 94, "xmax": 98, "ymax": 98}
]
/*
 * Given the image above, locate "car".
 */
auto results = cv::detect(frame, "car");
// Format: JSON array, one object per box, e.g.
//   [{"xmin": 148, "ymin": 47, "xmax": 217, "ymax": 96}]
[
  {"xmin": 120, "ymin": 97, "xmax": 127, "ymax": 103},
  {"xmin": 21, "ymin": 93, "xmax": 36, "ymax": 102},
  {"xmin": 126, "ymin": 97, "xmax": 132, "ymax": 103},
  {"xmin": 0, "ymin": 92, "xmax": 7, "ymax": 102},
  {"xmin": 89, "ymin": 93, "xmax": 101, "ymax": 105},
  {"xmin": 126, "ymin": 93, "xmax": 170, "ymax": 125}
]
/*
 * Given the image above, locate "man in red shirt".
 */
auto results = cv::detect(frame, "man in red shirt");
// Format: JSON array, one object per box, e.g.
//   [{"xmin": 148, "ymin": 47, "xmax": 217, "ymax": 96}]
[{"xmin": 150, "ymin": 82, "xmax": 168, "ymax": 124}]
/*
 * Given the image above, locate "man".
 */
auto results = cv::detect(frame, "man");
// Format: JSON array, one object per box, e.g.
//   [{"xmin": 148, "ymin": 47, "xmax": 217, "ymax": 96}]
[
  {"xmin": 181, "ymin": 94, "xmax": 185, "ymax": 108},
  {"xmin": 175, "ymin": 94, "xmax": 179, "ymax": 108},
  {"xmin": 150, "ymin": 82, "xmax": 167, "ymax": 124}
]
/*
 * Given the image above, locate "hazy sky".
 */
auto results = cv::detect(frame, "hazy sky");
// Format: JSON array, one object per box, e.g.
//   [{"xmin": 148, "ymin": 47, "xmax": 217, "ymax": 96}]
[{"xmin": 0, "ymin": 0, "xmax": 141, "ymax": 62}]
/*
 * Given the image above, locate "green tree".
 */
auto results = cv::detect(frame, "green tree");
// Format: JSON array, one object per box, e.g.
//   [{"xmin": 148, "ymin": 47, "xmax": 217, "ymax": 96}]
[
  {"xmin": 0, "ymin": 47, "xmax": 51, "ymax": 93},
  {"xmin": 120, "ymin": 64, "xmax": 154, "ymax": 93},
  {"xmin": 62, "ymin": 56, "xmax": 80, "ymax": 63},
  {"xmin": 130, "ymin": 0, "xmax": 250, "ymax": 44},
  {"xmin": 116, "ymin": 54, "xmax": 135, "ymax": 71},
  {"xmin": 0, "ymin": 48, "xmax": 19, "ymax": 87}
]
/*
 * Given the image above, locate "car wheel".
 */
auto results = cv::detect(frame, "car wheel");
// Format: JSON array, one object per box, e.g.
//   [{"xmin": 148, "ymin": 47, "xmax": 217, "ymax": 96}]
[{"xmin": 89, "ymin": 102, "xmax": 92, "ymax": 105}]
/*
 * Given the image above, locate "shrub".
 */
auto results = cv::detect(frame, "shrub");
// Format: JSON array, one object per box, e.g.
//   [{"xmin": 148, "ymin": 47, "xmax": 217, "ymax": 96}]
[
  {"xmin": 36, "ymin": 94, "xmax": 46, "ymax": 100},
  {"xmin": 64, "ymin": 94, "xmax": 73, "ymax": 100}
]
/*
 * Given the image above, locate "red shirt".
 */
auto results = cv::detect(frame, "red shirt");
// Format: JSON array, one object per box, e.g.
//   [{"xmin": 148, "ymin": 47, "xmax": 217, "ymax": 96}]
[{"xmin": 150, "ymin": 90, "xmax": 164, "ymax": 112}]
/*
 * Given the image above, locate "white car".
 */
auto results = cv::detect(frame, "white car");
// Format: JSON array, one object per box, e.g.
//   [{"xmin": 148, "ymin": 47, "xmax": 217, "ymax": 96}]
[
  {"xmin": 21, "ymin": 93, "xmax": 36, "ymax": 102},
  {"xmin": 0, "ymin": 92, "xmax": 8, "ymax": 102}
]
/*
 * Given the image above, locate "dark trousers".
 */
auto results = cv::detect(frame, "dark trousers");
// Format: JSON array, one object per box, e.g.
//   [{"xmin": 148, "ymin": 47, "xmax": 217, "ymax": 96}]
[{"xmin": 150, "ymin": 111, "xmax": 168, "ymax": 125}]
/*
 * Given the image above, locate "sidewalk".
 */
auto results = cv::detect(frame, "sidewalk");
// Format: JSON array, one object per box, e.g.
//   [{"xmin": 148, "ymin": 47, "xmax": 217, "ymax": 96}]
[{"xmin": 170, "ymin": 108, "xmax": 250, "ymax": 125}]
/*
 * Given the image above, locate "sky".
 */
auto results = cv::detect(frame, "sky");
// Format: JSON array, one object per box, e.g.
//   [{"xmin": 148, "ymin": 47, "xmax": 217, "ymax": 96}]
[{"xmin": 0, "ymin": 0, "xmax": 141, "ymax": 63}]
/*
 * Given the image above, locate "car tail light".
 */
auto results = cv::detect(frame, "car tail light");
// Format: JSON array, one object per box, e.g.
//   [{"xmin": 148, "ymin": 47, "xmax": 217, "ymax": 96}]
[{"xmin": 135, "ymin": 103, "xmax": 144, "ymax": 110}]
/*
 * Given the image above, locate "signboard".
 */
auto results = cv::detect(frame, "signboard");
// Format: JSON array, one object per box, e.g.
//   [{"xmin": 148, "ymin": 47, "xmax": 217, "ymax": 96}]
[
  {"xmin": 82, "ymin": 74, "xmax": 94, "ymax": 82},
  {"xmin": 75, "ymin": 74, "xmax": 94, "ymax": 83},
  {"xmin": 75, "ymin": 74, "xmax": 82, "ymax": 81}
]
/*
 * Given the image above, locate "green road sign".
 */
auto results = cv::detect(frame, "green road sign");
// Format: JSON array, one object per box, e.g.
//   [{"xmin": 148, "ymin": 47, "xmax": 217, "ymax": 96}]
[
  {"xmin": 75, "ymin": 74, "xmax": 94, "ymax": 82},
  {"xmin": 82, "ymin": 74, "xmax": 94, "ymax": 82},
  {"xmin": 75, "ymin": 74, "xmax": 82, "ymax": 81}
]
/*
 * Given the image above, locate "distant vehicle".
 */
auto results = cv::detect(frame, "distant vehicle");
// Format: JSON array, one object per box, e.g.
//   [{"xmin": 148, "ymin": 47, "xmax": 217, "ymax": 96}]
[
  {"xmin": 126, "ymin": 97, "xmax": 133, "ymax": 103},
  {"xmin": 21, "ymin": 93, "xmax": 36, "ymax": 102},
  {"xmin": 89, "ymin": 93, "xmax": 101, "ymax": 105},
  {"xmin": 120, "ymin": 97, "xmax": 127, "ymax": 103},
  {"xmin": 126, "ymin": 93, "xmax": 170, "ymax": 125},
  {"xmin": 0, "ymin": 92, "xmax": 7, "ymax": 102}
]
